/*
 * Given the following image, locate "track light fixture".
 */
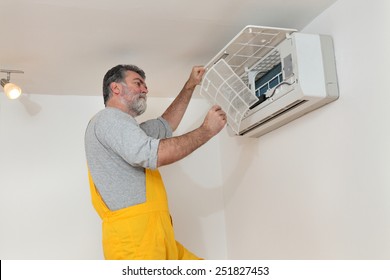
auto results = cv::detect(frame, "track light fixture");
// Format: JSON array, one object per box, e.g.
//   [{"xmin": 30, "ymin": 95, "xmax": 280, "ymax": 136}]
[{"xmin": 0, "ymin": 69, "xmax": 24, "ymax": 99}]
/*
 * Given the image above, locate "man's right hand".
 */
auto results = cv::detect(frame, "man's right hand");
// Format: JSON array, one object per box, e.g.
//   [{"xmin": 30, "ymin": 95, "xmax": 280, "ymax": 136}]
[{"xmin": 201, "ymin": 105, "xmax": 227, "ymax": 137}]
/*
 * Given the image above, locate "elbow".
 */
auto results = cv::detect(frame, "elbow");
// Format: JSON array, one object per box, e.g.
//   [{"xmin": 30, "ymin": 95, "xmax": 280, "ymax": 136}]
[
  {"xmin": 156, "ymin": 154, "xmax": 174, "ymax": 168},
  {"xmin": 156, "ymin": 157, "xmax": 164, "ymax": 168},
  {"xmin": 160, "ymin": 115, "xmax": 178, "ymax": 133}
]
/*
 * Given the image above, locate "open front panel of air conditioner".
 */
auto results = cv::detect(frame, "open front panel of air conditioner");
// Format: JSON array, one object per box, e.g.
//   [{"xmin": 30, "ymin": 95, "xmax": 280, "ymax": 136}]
[{"xmin": 200, "ymin": 25, "xmax": 339, "ymax": 138}]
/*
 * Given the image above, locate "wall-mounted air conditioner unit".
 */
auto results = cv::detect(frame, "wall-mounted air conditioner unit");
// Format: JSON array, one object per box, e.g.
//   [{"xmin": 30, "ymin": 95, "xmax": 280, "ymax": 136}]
[{"xmin": 200, "ymin": 25, "xmax": 339, "ymax": 138}]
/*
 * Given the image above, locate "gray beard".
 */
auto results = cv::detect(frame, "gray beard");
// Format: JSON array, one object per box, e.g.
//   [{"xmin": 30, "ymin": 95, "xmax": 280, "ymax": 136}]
[{"xmin": 131, "ymin": 94, "xmax": 147, "ymax": 116}]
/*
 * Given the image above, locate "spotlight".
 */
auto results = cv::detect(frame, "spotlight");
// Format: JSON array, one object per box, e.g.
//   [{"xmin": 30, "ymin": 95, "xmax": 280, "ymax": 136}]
[{"xmin": 0, "ymin": 69, "xmax": 24, "ymax": 99}]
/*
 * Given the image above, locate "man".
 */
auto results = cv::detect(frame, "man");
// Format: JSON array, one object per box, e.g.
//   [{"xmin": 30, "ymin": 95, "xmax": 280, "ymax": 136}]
[{"xmin": 85, "ymin": 64, "xmax": 226, "ymax": 259}]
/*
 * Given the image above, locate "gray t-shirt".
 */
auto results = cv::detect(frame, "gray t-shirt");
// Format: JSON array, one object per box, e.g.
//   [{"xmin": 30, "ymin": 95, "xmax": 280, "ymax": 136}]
[{"xmin": 85, "ymin": 107, "xmax": 172, "ymax": 210}]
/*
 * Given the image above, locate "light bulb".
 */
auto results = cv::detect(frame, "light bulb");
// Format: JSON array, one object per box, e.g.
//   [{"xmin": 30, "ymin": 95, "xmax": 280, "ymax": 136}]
[{"xmin": 4, "ymin": 82, "xmax": 22, "ymax": 99}]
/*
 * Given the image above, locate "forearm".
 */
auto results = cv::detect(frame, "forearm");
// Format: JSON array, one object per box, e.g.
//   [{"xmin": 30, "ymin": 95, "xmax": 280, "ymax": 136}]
[
  {"xmin": 156, "ymin": 126, "xmax": 212, "ymax": 167},
  {"xmin": 161, "ymin": 81, "xmax": 195, "ymax": 132}
]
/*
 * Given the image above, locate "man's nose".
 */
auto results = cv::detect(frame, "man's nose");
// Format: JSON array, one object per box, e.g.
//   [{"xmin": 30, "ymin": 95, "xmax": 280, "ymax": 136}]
[{"xmin": 142, "ymin": 85, "xmax": 148, "ymax": 94}]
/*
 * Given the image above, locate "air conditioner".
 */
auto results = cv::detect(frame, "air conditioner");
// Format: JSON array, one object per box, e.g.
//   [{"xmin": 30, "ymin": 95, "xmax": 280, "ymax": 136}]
[{"xmin": 200, "ymin": 25, "xmax": 339, "ymax": 138}]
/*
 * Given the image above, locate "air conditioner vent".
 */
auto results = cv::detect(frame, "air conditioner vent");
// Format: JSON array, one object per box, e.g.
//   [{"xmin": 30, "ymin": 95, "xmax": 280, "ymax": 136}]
[{"xmin": 240, "ymin": 99, "xmax": 308, "ymax": 135}]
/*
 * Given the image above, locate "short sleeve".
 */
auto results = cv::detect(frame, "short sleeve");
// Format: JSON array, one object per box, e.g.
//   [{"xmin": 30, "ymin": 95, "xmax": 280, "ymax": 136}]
[
  {"xmin": 94, "ymin": 109, "xmax": 160, "ymax": 169},
  {"xmin": 140, "ymin": 117, "xmax": 173, "ymax": 139}
]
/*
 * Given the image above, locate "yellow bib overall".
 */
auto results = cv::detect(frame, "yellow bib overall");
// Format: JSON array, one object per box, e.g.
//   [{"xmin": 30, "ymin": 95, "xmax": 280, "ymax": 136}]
[{"xmin": 88, "ymin": 168, "xmax": 201, "ymax": 260}]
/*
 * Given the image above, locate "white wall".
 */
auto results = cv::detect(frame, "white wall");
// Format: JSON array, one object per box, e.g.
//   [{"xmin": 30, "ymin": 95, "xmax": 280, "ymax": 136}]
[
  {"xmin": 2, "ymin": 0, "xmax": 389, "ymax": 261},
  {"xmin": 221, "ymin": 0, "xmax": 390, "ymax": 259},
  {"xmin": 0, "ymin": 94, "xmax": 103, "ymax": 259},
  {"xmin": 0, "ymin": 94, "xmax": 226, "ymax": 259}
]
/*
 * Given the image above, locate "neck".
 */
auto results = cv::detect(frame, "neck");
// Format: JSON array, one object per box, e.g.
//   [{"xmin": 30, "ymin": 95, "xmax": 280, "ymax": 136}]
[{"xmin": 106, "ymin": 99, "xmax": 137, "ymax": 117}]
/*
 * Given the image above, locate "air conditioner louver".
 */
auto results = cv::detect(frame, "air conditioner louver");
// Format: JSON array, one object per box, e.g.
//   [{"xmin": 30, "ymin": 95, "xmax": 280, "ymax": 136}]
[{"xmin": 239, "ymin": 100, "xmax": 308, "ymax": 136}]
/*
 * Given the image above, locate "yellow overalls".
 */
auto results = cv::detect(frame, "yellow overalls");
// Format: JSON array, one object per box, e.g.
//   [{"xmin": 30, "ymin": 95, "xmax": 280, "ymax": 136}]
[{"xmin": 88, "ymin": 168, "xmax": 201, "ymax": 260}]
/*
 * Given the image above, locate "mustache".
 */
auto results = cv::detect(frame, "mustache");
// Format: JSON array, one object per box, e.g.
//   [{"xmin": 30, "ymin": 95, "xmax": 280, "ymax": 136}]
[{"xmin": 138, "ymin": 93, "xmax": 147, "ymax": 100}]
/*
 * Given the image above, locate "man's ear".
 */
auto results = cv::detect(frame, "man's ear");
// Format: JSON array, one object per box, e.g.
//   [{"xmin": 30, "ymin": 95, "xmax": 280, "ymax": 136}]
[{"xmin": 110, "ymin": 82, "xmax": 121, "ymax": 95}]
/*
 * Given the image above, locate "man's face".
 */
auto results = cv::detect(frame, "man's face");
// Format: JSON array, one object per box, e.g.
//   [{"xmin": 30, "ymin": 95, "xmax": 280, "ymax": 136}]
[{"xmin": 120, "ymin": 71, "xmax": 148, "ymax": 116}]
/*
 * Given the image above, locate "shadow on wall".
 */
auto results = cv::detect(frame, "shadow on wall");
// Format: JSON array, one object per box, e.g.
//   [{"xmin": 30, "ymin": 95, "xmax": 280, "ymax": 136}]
[
  {"xmin": 19, "ymin": 94, "xmax": 42, "ymax": 116},
  {"xmin": 220, "ymin": 134, "xmax": 259, "ymax": 207},
  {"xmin": 160, "ymin": 162, "xmax": 226, "ymax": 258}
]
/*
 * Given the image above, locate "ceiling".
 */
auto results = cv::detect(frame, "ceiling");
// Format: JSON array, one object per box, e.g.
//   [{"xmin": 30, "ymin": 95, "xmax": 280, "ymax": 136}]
[{"xmin": 0, "ymin": 0, "xmax": 337, "ymax": 99}]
